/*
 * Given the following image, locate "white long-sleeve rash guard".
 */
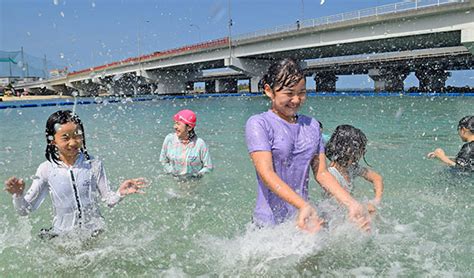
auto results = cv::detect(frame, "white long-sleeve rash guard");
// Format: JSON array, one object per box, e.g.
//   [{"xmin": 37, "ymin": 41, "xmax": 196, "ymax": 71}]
[{"xmin": 12, "ymin": 153, "xmax": 123, "ymax": 235}]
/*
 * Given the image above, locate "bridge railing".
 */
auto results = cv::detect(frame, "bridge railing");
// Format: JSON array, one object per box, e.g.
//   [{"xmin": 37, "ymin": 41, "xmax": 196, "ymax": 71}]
[{"xmin": 233, "ymin": 0, "xmax": 465, "ymax": 42}]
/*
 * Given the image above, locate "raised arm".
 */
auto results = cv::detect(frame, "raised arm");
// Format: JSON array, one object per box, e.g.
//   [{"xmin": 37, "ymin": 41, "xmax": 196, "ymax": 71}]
[
  {"xmin": 5, "ymin": 167, "xmax": 49, "ymax": 216},
  {"xmin": 250, "ymin": 151, "xmax": 323, "ymax": 233},
  {"xmin": 312, "ymin": 153, "xmax": 371, "ymax": 232}
]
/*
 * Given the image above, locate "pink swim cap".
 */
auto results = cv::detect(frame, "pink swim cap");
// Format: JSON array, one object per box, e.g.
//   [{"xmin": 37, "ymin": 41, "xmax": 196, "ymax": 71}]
[{"xmin": 173, "ymin": 109, "xmax": 197, "ymax": 128}]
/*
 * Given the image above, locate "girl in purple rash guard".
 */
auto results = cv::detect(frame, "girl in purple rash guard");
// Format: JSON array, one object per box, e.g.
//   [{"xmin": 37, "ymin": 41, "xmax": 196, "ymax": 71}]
[{"xmin": 245, "ymin": 58, "xmax": 371, "ymax": 233}]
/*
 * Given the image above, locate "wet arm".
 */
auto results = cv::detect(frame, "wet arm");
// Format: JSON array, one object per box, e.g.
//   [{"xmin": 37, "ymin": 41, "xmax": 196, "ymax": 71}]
[
  {"xmin": 11, "ymin": 175, "xmax": 49, "ymax": 216},
  {"xmin": 428, "ymin": 148, "xmax": 456, "ymax": 166},
  {"xmin": 362, "ymin": 168, "xmax": 384, "ymax": 204},
  {"xmin": 198, "ymin": 141, "xmax": 213, "ymax": 175},
  {"xmin": 96, "ymin": 162, "xmax": 122, "ymax": 207},
  {"xmin": 159, "ymin": 137, "xmax": 173, "ymax": 173}
]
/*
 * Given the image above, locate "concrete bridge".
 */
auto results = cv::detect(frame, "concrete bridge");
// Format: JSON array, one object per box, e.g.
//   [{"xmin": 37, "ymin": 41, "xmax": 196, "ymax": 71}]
[{"xmin": 14, "ymin": 0, "xmax": 474, "ymax": 95}]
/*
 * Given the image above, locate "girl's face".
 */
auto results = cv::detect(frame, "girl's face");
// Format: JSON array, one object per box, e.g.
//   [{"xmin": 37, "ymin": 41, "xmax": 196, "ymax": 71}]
[
  {"xmin": 265, "ymin": 78, "xmax": 306, "ymax": 122},
  {"xmin": 52, "ymin": 122, "xmax": 83, "ymax": 160},
  {"xmin": 174, "ymin": 121, "xmax": 191, "ymax": 140}
]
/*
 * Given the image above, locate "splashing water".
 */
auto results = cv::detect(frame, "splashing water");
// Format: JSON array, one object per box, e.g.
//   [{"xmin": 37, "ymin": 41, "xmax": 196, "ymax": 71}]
[
  {"xmin": 0, "ymin": 96, "xmax": 472, "ymax": 276},
  {"xmin": 72, "ymin": 91, "xmax": 79, "ymax": 115}
]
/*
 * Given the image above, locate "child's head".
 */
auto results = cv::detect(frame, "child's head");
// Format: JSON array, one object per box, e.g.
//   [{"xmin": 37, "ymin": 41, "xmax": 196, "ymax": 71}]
[
  {"xmin": 260, "ymin": 59, "xmax": 306, "ymax": 120},
  {"xmin": 458, "ymin": 115, "xmax": 474, "ymax": 142},
  {"xmin": 45, "ymin": 110, "xmax": 89, "ymax": 163},
  {"xmin": 259, "ymin": 58, "xmax": 304, "ymax": 93},
  {"xmin": 173, "ymin": 109, "xmax": 197, "ymax": 140},
  {"xmin": 325, "ymin": 124, "xmax": 368, "ymax": 168}
]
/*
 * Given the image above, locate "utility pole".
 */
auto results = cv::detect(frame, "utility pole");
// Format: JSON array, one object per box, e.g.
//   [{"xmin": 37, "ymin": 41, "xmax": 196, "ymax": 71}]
[
  {"xmin": 43, "ymin": 54, "xmax": 48, "ymax": 79},
  {"xmin": 138, "ymin": 20, "xmax": 150, "ymax": 70},
  {"xmin": 9, "ymin": 57, "xmax": 12, "ymax": 77},
  {"xmin": 189, "ymin": 24, "xmax": 201, "ymax": 42},
  {"xmin": 228, "ymin": 0, "xmax": 233, "ymax": 58},
  {"xmin": 21, "ymin": 47, "xmax": 25, "ymax": 78},
  {"xmin": 301, "ymin": 0, "xmax": 305, "ymax": 21}
]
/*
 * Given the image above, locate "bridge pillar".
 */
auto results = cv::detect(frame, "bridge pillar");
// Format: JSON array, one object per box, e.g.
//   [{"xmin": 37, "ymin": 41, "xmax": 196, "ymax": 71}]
[
  {"xmin": 65, "ymin": 82, "xmax": 86, "ymax": 96},
  {"xmin": 225, "ymin": 57, "xmax": 272, "ymax": 93},
  {"xmin": 216, "ymin": 79, "xmax": 238, "ymax": 93},
  {"xmin": 51, "ymin": 84, "xmax": 73, "ymax": 95},
  {"xmin": 250, "ymin": 77, "xmax": 261, "ymax": 93},
  {"xmin": 138, "ymin": 69, "xmax": 196, "ymax": 94},
  {"xmin": 314, "ymin": 72, "xmax": 338, "ymax": 92},
  {"xmin": 461, "ymin": 26, "xmax": 474, "ymax": 55},
  {"xmin": 185, "ymin": 81, "xmax": 194, "ymax": 92},
  {"xmin": 156, "ymin": 77, "xmax": 187, "ymax": 95},
  {"xmin": 369, "ymin": 68, "xmax": 409, "ymax": 92},
  {"xmin": 28, "ymin": 88, "xmax": 43, "ymax": 95},
  {"xmin": 205, "ymin": 81, "xmax": 216, "ymax": 93},
  {"xmin": 415, "ymin": 68, "xmax": 450, "ymax": 92}
]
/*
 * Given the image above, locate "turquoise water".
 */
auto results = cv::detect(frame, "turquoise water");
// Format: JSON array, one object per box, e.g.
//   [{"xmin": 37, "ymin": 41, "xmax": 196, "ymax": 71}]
[{"xmin": 0, "ymin": 95, "xmax": 472, "ymax": 276}]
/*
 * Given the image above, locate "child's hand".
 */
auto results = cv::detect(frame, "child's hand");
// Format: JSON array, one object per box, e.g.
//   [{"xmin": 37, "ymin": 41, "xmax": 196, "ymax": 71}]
[
  {"xmin": 297, "ymin": 204, "xmax": 324, "ymax": 234},
  {"xmin": 348, "ymin": 202, "xmax": 371, "ymax": 232},
  {"xmin": 367, "ymin": 203, "xmax": 377, "ymax": 215},
  {"xmin": 4, "ymin": 177, "xmax": 25, "ymax": 195},
  {"xmin": 119, "ymin": 178, "xmax": 148, "ymax": 196},
  {"xmin": 427, "ymin": 148, "xmax": 445, "ymax": 159},
  {"xmin": 367, "ymin": 199, "xmax": 381, "ymax": 215}
]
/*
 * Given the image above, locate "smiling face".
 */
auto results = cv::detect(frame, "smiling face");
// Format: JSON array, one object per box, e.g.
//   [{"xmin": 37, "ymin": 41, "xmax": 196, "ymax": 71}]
[
  {"xmin": 52, "ymin": 122, "xmax": 83, "ymax": 162},
  {"xmin": 174, "ymin": 120, "xmax": 192, "ymax": 140},
  {"xmin": 265, "ymin": 78, "xmax": 306, "ymax": 122}
]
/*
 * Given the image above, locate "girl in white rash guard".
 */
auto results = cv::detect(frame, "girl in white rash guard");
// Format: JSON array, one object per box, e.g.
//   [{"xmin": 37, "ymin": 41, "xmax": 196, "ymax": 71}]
[{"xmin": 4, "ymin": 110, "xmax": 148, "ymax": 239}]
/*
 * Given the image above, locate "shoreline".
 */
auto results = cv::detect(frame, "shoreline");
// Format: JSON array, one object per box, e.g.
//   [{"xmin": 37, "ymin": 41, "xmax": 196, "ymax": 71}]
[
  {"xmin": 0, "ymin": 95, "xmax": 72, "ymax": 102},
  {"xmin": 1, "ymin": 91, "xmax": 474, "ymax": 109}
]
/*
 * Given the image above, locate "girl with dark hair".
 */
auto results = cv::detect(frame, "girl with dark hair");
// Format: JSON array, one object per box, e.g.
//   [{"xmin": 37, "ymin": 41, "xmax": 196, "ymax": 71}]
[
  {"xmin": 4, "ymin": 110, "xmax": 147, "ymax": 238},
  {"xmin": 160, "ymin": 109, "xmax": 213, "ymax": 178},
  {"xmin": 246, "ymin": 58, "xmax": 370, "ymax": 233},
  {"xmin": 325, "ymin": 125, "xmax": 384, "ymax": 215},
  {"xmin": 427, "ymin": 115, "xmax": 474, "ymax": 172}
]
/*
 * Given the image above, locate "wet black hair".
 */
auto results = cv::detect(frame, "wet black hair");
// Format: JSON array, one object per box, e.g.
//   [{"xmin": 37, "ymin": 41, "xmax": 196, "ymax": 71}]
[
  {"xmin": 45, "ymin": 110, "xmax": 90, "ymax": 164},
  {"xmin": 325, "ymin": 124, "xmax": 368, "ymax": 168},
  {"xmin": 187, "ymin": 127, "xmax": 197, "ymax": 141},
  {"xmin": 458, "ymin": 115, "xmax": 474, "ymax": 133},
  {"xmin": 259, "ymin": 58, "xmax": 305, "ymax": 93}
]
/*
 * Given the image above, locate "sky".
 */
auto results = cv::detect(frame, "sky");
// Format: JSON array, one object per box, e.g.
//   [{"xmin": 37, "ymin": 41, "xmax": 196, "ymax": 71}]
[{"xmin": 1, "ymin": 0, "xmax": 473, "ymax": 89}]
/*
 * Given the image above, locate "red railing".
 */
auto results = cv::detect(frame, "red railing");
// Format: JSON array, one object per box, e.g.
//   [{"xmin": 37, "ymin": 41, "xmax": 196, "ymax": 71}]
[{"xmin": 68, "ymin": 37, "xmax": 229, "ymax": 77}]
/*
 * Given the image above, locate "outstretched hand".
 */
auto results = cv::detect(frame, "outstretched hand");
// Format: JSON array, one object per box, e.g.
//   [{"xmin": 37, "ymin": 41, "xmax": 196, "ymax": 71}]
[
  {"xmin": 118, "ymin": 178, "xmax": 148, "ymax": 196},
  {"xmin": 367, "ymin": 199, "xmax": 381, "ymax": 216},
  {"xmin": 427, "ymin": 148, "xmax": 446, "ymax": 159},
  {"xmin": 297, "ymin": 204, "xmax": 324, "ymax": 234},
  {"xmin": 4, "ymin": 177, "xmax": 25, "ymax": 195},
  {"xmin": 367, "ymin": 203, "xmax": 377, "ymax": 215},
  {"xmin": 348, "ymin": 202, "xmax": 371, "ymax": 232}
]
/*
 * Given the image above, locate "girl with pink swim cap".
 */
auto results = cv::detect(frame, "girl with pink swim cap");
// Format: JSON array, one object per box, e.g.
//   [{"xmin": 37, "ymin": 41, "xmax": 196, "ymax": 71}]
[{"xmin": 159, "ymin": 109, "xmax": 213, "ymax": 177}]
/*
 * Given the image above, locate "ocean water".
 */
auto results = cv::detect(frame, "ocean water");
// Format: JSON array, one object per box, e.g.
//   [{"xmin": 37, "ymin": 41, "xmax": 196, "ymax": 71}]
[{"xmin": 0, "ymin": 95, "xmax": 472, "ymax": 276}]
